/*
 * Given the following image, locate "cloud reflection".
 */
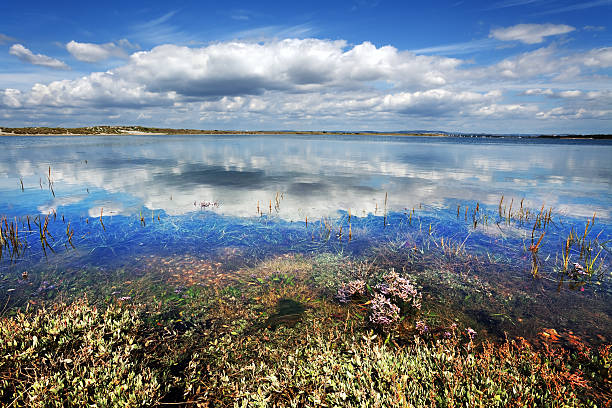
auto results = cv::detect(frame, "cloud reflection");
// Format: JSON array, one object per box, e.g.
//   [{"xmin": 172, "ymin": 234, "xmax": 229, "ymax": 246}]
[{"xmin": 1, "ymin": 135, "xmax": 610, "ymax": 221}]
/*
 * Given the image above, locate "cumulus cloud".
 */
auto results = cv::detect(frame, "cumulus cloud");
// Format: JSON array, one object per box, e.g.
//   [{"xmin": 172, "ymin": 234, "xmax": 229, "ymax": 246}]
[
  {"xmin": 525, "ymin": 88, "xmax": 585, "ymax": 98},
  {"xmin": 524, "ymin": 88, "xmax": 612, "ymax": 106},
  {"xmin": 487, "ymin": 45, "xmax": 560, "ymax": 78},
  {"xmin": 374, "ymin": 89, "xmax": 502, "ymax": 116},
  {"xmin": 524, "ymin": 88, "xmax": 554, "ymax": 96},
  {"xmin": 480, "ymin": 45, "xmax": 612, "ymax": 81},
  {"xmin": 116, "ymin": 40, "xmax": 462, "ymax": 98},
  {"xmin": 2, "ymin": 89, "xmax": 22, "ymax": 108},
  {"xmin": 4, "ymin": 39, "xmax": 464, "ymax": 109},
  {"xmin": 194, "ymin": 88, "xmax": 507, "ymax": 123},
  {"xmin": 536, "ymin": 106, "xmax": 611, "ymax": 120},
  {"xmin": 1, "ymin": 37, "xmax": 611, "ymax": 131},
  {"xmin": 474, "ymin": 103, "xmax": 538, "ymax": 118},
  {"xmin": 490, "ymin": 23, "xmax": 575, "ymax": 44},
  {"xmin": 66, "ymin": 39, "xmax": 137, "ymax": 62},
  {"xmin": 9, "ymin": 44, "xmax": 69, "ymax": 70},
  {"xmin": 23, "ymin": 72, "xmax": 177, "ymax": 108}
]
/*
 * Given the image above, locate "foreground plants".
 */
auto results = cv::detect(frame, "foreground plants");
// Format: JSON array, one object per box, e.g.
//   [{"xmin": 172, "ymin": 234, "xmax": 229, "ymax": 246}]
[
  {"xmin": 0, "ymin": 299, "xmax": 163, "ymax": 407},
  {"xmin": 0, "ymin": 254, "xmax": 610, "ymax": 407}
]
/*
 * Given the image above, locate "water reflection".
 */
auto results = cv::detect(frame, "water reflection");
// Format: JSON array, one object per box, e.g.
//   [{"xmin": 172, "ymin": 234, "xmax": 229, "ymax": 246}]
[{"xmin": 0, "ymin": 135, "xmax": 611, "ymax": 222}]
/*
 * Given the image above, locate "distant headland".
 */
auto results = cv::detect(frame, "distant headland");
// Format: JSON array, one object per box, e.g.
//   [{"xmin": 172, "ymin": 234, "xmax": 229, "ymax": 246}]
[{"xmin": 1, "ymin": 125, "xmax": 610, "ymax": 139}]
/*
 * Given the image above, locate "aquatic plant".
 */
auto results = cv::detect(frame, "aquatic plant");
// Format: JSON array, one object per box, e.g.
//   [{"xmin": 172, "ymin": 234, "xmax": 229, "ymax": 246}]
[
  {"xmin": 0, "ymin": 215, "xmax": 26, "ymax": 261},
  {"xmin": 415, "ymin": 319, "xmax": 429, "ymax": 335},
  {"xmin": 334, "ymin": 267, "xmax": 423, "ymax": 331},
  {"xmin": 560, "ymin": 214, "xmax": 607, "ymax": 283},
  {"xmin": 369, "ymin": 293, "xmax": 401, "ymax": 328},
  {"xmin": 336, "ymin": 279, "xmax": 366, "ymax": 303},
  {"xmin": 376, "ymin": 269, "xmax": 422, "ymax": 310},
  {"xmin": 310, "ymin": 252, "xmax": 356, "ymax": 294}
]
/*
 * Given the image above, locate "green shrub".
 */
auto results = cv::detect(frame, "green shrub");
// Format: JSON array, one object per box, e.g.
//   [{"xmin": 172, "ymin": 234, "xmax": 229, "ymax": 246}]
[{"xmin": 0, "ymin": 299, "xmax": 162, "ymax": 407}]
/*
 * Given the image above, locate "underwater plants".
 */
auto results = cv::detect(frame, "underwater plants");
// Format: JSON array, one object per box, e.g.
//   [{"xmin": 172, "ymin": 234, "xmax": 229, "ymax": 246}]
[
  {"xmin": 335, "ymin": 268, "xmax": 422, "ymax": 331},
  {"xmin": 336, "ymin": 279, "xmax": 366, "ymax": 303},
  {"xmin": 369, "ymin": 292, "xmax": 401, "ymax": 327},
  {"xmin": 376, "ymin": 269, "xmax": 422, "ymax": 310}
]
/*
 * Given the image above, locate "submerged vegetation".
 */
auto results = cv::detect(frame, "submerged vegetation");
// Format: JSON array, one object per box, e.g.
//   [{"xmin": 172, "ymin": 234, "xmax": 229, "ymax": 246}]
[{"xmin": 1, "ymin": 254, "xmax": 610, "ymax": 407}]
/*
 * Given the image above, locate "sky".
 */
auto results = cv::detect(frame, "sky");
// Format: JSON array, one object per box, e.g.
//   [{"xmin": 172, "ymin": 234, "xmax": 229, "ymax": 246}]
[{"xmin": 0, "ymin": 0, "xmax": 611, "ymax": 133}]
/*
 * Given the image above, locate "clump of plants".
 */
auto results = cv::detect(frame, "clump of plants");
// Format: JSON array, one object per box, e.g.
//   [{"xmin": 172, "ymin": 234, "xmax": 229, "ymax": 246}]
[
  {"xmin": 0, "ymin": 298, "xmax": 163, "ymax": 407},
  {"xmin": 183, "ymin": 322, "xmax": 610, "ymax": 407},
  {"xmin": 336, "ymin": 269, "xmax": 422, "ymax": 330}
]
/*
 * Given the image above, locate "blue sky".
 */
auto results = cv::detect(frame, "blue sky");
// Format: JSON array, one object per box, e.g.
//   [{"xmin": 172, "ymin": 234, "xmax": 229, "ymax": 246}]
[{"xmin": 1, "ymin": 0, "xmax": 611, "ymax": 133}]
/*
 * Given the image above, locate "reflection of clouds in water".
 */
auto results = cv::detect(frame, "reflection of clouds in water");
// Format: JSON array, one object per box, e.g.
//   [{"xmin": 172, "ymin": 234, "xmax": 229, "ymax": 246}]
[
  {"xmin": 0, "ymin": 136, "xmax": 610, "ymax": 221},
  {"xmin": 87, "ymin": 203, "xmax": 130, "ymax": 218},
  {"xmin": 38, "ymin": 194, "xmax": 88, "ymax": 214}
]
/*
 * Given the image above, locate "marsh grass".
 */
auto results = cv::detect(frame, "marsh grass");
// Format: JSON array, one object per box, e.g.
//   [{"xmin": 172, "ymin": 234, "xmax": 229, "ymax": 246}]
[
  {"xmin": 1, "ymin": 253, "xmax": 610, "ymax": 407},
  {"xmin": 2, "ymin": 193, "xmax": 609, "ymax": 294}
]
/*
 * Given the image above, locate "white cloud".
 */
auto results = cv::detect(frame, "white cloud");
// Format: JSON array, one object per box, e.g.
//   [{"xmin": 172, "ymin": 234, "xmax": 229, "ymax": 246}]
[
  {"xmin": 583, "ymin": 25, "xmax": 605, "ymax": 32},
  {"xmin": 524, "ymin": 88, "xmax": 554, "ymax": 96},
  {"xmin": 534, "ymin": 0, "xmax": 612, "ymax": 15},
  {"xmin": 130, "ymin": 10, "xmax": 193, "ymax": 45},
  {"xmin": 474, "ymin": 103, "xmax": 538, "ymax": 118},
  {"xmin": 23, "ymin": 71, "xmax": 177, "ymax": 108},
  {"xmin": 523, "ymin": 88, "xmax": 612, "ymax": 111},
  {"xmin": 8, "ymin": 39, "xmax": 462, "ymax": 108},
  {"xmin": 488, "ymin": 45, "xmax": 560, "ymax": 78},
  {"xmin": 582, "ymin": 47, "xmax": 612, "ymax": 67},
  {"xmin": 410, "ymin": 38, "xmax": 498, "ymax": 56},
  {"xmin": 524, "ymin": 88, "xmax": 583, "ymax": 98},
  {"xmin": 536, "ymin": 106, "xmax": 611, "ymax": 119},
  {"xmin": 196, "ymin": 88, "xmax": 506, "ymax": 123},
  {"xmin": 375, "ymin": 89, "xmax": 502, "ymax": 115},
  {"xmin": 8, "ymin": 44, "xmax": 69, "ymax": 70},
  {"xmin": 230, "ymin": 24, "xmax": 316, "ymax": 40},
  {"xmin": 66, "ymin": 39, "xmax": 137, "ymax": 62},
  {"xmin": 481, "ymin": 45, "xmax": 612, "ymax": 81},
  {"xmin": 490, "ymin": 23, "xmax": 575, "ymax": 44},
  {"xmin": 1, "ymin": 38, "xmax": 611, "ymax": 132},
  {"xmin": 2, "ymin": 89, "xmax": 22, "ymax": 108},
  {"xmin": 557, "ymin": 90, "xmax": 582, "ymax": 98},
  {"xmin": 486, "ymin": 0, "xmax": 544, "ymax": 10}
]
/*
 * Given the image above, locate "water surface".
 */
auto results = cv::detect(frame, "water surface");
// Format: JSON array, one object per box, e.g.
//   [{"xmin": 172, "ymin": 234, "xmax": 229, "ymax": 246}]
[{"xmin": 1, "ymin": 134, "xmax": 610, "ymax": 343}]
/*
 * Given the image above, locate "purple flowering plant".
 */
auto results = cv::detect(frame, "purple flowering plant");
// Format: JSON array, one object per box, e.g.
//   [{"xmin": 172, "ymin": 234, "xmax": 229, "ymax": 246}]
[
  {"xmin": 336, "ymin": 268, "xmax": 422, "ymax": 330},
  {"xmin": 375, "ymin": 269, "xmax": 422, "ymax": 311},
  {"xmin": 369, "ymin": 293, "xmax": 400, "ymax": 328},
  {"xmin": 336, "ymin": 279, "xmax": 366, "ymax": 303}
]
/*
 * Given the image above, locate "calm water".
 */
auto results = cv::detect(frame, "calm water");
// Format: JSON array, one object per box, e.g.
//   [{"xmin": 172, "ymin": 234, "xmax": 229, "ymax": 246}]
[{"xmin": 1, "ymin": 134, "xmax": 610, "ymax": 343}]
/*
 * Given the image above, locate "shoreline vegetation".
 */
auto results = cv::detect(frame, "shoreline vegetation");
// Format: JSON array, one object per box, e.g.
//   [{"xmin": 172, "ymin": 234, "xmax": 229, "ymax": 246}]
[
  {"xmin": 1, "ymin": 253, "xmax": 610, "ymax": 407},
  {"xmin": 1, "ymin": 125, "xmax": 611, "ymax": 139}
]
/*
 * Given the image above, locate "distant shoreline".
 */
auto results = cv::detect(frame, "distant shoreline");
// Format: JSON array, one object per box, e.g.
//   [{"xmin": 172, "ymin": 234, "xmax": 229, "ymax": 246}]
[{"xmin": 0, "ymin": 126, "xmax": 610, "ymax": 139}]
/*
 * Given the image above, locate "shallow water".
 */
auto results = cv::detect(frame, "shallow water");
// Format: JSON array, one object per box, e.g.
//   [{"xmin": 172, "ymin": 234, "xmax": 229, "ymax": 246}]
[{"xmin": 1, "ymin": 134, "xmax": 610, "ymax": 343}]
